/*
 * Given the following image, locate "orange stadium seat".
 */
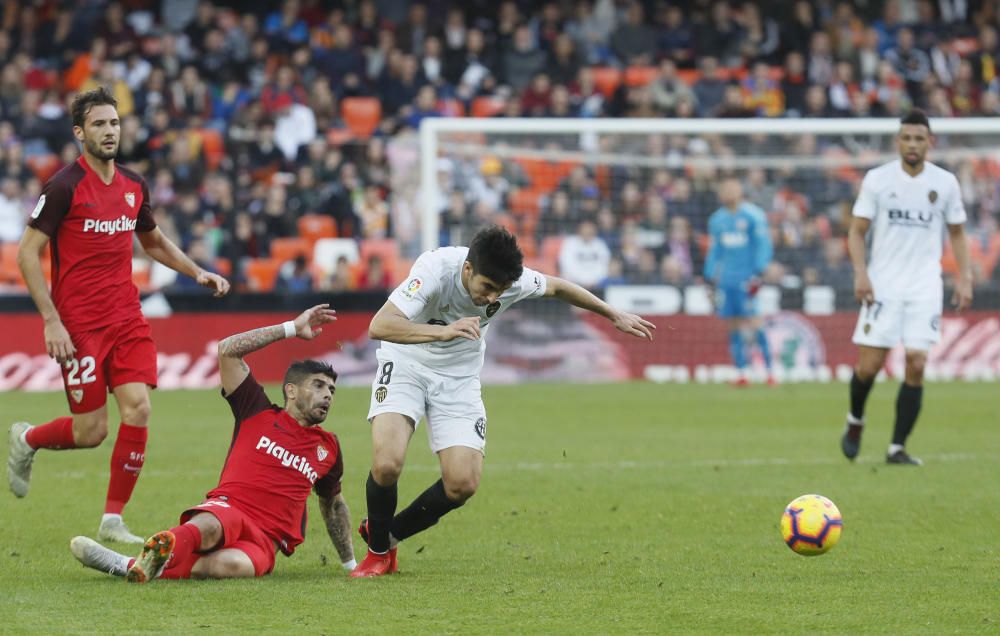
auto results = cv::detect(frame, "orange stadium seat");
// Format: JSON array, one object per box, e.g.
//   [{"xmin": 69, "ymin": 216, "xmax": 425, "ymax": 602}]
[
  {"xmin": 590, "ymin": 67, "xmax": 622, "ymax": 97},
  {"xmin": 540, "ymin": 236, "xmax": 564, "ymax": 265},
  {"xmin": 471, "ymin": 96, "xmax": 505, "ymax": 118},
  {"xmin": 1, "ymin": 242, "xmax": 19, "ymax": 284},
  {"xmin": 677, "ymin": 69, "xmax": 700, "ymax": 85},
  {"xmin": 269, "ymin": 237, "xmax": 311, "ymax": 264},
  {"xmin": 245, "ymin": 258, "xmax": 282, "ymax": 292},
  {"xmin": 624, "ymin": 66, "xmax": 658, "ymax": 87},
  {"xmin": 525, "ymin": 255, "xmax": 557, "ymax": 276},
  {"xmin": 341, "ymin": 97, "xmax": 382, "ymax": 138},
  {"xmin": 298, "ymin": 215, "xmax": 337, "ymax": 244},
  {"xmin": 509, "ymin": 188, "xmax": 542, "ymax": 216},
  {"xmin": 26, "ymin": 155, "xmax": 60, "ymax": 182},
  {"xmin": 198, "ymin": 128, "xmax": 225, "ymax": 171},
  {"xmin": 214, "ymin": 257, "xmax": 232, "ymax": 277},
  {"xmin": 518, "ymin": 234, "xmax": 537, "ymax": 258},
  {"xmin": 359, "ymin": 238, "xmax": 400, "ymax": 275}
]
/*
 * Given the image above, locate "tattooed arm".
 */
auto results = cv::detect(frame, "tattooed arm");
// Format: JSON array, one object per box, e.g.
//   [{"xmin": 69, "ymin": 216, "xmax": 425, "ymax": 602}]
[
  {"xmin": 318, "ymin": 492, "xmax": 356, "ymax": 570},
  {"xmin": 217, "ymin": 304, "xmax": 337, "ymax": 395}
]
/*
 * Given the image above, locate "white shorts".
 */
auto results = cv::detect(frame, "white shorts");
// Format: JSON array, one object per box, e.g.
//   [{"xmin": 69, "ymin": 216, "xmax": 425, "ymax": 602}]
[
  {"xmin": 851, "ymin": 297, "xmax": 942, "ymax": 351},
  {"xmin": 367, "ymin": 350, "xmax": 487, "ymax": 454}
]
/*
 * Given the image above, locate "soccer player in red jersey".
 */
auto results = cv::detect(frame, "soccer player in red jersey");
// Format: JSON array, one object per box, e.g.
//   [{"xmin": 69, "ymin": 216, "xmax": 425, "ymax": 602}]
[
  {"xmin": 69, "ymin": 305, "xmax": 357, "ymax": 581},
  {"xmin": 6, "ymin": 87, "xmax": 230, "ymax": 543}
]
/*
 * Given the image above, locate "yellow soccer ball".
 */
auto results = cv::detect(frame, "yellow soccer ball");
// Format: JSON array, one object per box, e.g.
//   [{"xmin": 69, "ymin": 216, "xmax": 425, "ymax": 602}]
[{"xmin": 780, "ymin": 494, "xmax": 843, "ymax": 556}]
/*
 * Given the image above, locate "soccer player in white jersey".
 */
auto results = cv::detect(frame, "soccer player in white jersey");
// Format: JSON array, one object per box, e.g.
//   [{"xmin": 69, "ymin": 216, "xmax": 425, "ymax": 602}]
[
  {"xmin": 840, "ymin": 109, "xmax": 973, "ymax": 466},
  {"xmin": 351, "ymin": 226, "xmax": 655, "ymax": 577}
]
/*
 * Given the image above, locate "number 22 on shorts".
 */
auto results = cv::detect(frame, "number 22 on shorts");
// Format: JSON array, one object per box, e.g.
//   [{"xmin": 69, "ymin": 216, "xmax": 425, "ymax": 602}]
[{"xmin": 65, "ymin": 356, "xmax": 97, "ymax": 386}]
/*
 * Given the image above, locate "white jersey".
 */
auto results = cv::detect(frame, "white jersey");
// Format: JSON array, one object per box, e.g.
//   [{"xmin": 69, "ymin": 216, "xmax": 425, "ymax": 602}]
[
  {"xmin": 382, "ymin": 246, "xmax": 548, "ymax": 376},
  {"xmin": 853, "ymin": 160, "xmax": 966, "ymax": 301}
]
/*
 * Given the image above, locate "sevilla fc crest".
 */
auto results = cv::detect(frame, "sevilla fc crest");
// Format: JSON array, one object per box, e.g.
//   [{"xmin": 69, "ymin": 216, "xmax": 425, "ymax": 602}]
[
  {"xmin": 124, "ymin": 192, "xmax": 136, "ymax": 208},
  {"xmin": 317, "ymin": 445, "xmax": 328, "ymax": 462}
]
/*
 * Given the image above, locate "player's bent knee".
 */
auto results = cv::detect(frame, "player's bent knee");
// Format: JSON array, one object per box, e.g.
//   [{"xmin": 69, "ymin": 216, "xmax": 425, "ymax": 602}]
[
  {"xmin": 905, "ymin": 352, "xmax": 927, "ymax": 380},
  {"xmin": 372, "ymin": 456, "xmax": 404, "ymax": 484},
  {"xmin": 196, "ymin": 550, "xmax": 257, "ymax": 579},
  {"xmin": 119, "ymin": 399, "xmax": 152, "ymax": 426},
  {"xmin": 443, "ymin": 475, "xmax": 479, "ymax": 502}
]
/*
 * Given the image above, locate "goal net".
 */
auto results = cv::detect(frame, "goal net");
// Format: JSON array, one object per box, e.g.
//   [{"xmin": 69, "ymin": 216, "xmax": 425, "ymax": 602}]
[{"xmin": 385, "ymin": 118, "xmax": 1000, "ymax": 384}]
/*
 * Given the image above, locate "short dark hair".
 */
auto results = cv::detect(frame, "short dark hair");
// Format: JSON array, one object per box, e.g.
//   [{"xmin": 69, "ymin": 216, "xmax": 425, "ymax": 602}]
[
  {"xmin": 71, "ymin": 86, "xmax": 118, "ymax": 128},
  {"xmin": 466, "ymin": 226, "xmax": 523, "ymax": 285},
  {"xmin": 900, "ymin": 108, "xmax": 931, "ymax": 132},
  {"xmin": 282, "ymin": 360, "xmax": 337, "ymax": 402}
]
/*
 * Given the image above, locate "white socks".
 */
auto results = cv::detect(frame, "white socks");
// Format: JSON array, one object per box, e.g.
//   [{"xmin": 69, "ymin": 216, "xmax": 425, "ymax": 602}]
[
  {"xmin": 846, "ymin": 413, "xmax": 864, "ymax": 426},
  {"xmin": 888, "ymin": 443, "xmax": 905, "ymax": 456}
]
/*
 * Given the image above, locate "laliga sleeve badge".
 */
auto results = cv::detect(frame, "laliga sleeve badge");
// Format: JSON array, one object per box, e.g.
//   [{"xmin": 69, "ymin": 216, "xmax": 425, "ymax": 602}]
[
  {"xmin": 863, "ymin": 323, "xmax": 871, "ymax": 335},
  {"xmin": 401, "ymin": 277, "xmax": 422, "ymax": 299},
  {"xmin": 375, "ymin": 385, "xmax": 388, "ymax": 403}
]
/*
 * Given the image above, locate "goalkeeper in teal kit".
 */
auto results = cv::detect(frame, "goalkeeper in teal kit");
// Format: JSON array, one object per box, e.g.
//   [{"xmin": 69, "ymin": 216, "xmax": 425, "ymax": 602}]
[{"xmin": 704, "ymin": 178, "xmax": 775, "ymax": 386}]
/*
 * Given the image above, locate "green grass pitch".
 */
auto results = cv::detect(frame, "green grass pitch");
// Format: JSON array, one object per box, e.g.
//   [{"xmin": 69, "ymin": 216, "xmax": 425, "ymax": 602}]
[{"xmin": 2, "ymin": 382, "xmax": 997, "ymax": 634}]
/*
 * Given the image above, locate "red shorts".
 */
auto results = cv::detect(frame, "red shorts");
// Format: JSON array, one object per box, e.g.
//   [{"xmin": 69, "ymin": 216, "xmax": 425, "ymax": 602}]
[
  {"xmin": 181, "ymin": 499, "xmax": 276, "ymax": 576},
  {"xmin": 62, "ymin": 319, "xmax": 158, "ymax": 414}
]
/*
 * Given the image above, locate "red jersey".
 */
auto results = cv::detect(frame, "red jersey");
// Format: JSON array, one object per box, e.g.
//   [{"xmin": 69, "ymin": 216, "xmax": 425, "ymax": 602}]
[
  {"xmin": 210, "ymin": 373, "xmax": 343, "ymax": 556},
  {"xmin": 28, "ymin": 157, "xmax": 156, "ymax": 333}
]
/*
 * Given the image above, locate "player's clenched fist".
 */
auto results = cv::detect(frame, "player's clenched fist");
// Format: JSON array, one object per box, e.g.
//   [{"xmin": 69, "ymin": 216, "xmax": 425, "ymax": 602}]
[
  {"xmin": 440, "ymin": 316, "xmax": 481, "ymax": 341},
  {"xmin": 197, "ymin": 270, "xmax": 231, "ymax": 297}
]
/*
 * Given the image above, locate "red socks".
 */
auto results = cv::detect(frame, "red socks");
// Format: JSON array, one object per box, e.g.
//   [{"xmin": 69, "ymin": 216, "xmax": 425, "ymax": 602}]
[
  {"xmin": 104, "ymin": 423, "xmax": 148, "ymax": 515},
  {"xmin": 24, "ymin": 417, "xmax": 75, "ymax": 450},
  {"xmin": 159, "ymin": 524, "xmax": 203, "ymax": 580}
]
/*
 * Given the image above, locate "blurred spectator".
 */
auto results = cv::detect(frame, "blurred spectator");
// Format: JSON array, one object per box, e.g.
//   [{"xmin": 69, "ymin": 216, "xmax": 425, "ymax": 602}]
[
  {"xmin": 275, "ymin": 255, "xmax": 314, "ymax": 293},
  {"xmin": 558, "ymin": 218, "xmax": 611, "ymax": 290},
  {"xmin": 504, "ymin": 25, "xmax": 546, "ymax": 91},
  {"xmin": 358, "ymin": 254, "xmax": 392, "ymax": 290},
  {"xmin": 693, "ymin": 56, "xmax": 726, "ymax": 116},
  {"xmin": 650, "ymin": 58, "xmax": 696, "ymax": 115},
  {"xmin": 657, "ymin": 5, "xmax": 694, "ymax": 66},
  {"xmin": 324, "ymin": 255, "xmax": 356, "ymax": 291},
  {"xmin": 611, "ymin": 1, "xmax": 656, "ymax": 66}
]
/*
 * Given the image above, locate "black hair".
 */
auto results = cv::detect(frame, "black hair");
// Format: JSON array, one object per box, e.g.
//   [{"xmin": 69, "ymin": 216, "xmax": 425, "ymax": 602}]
[
  {"xmin": 71, "ymin": 86, "xmax": 118, "ymax": 129},
  {"xmin": 900, "ymin": 108, "xmax": 931, "ymax": 132},
  {"xmin": 466, "ymin": 226, "xmax": 523, "ymax": 286},
  {"xmin": 283, "ymin": 360, "xmax": 337, "ymax": 402}
]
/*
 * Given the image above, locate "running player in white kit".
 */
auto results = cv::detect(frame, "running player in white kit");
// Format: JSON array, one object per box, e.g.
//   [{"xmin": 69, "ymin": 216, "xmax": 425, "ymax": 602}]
[
  {"xmin": 840, "ymin": 109, "xmax": 973, "ymax": 466},
  {"xmin": 351, "ymin": 226, "xmax": 655, "ymax": 577}
]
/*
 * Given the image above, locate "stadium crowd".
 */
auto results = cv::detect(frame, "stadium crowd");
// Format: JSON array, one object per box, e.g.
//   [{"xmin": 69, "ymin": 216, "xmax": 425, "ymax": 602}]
[{"xmin": 0, "ymin": 0, "xmax": 999, "ymax": 297}]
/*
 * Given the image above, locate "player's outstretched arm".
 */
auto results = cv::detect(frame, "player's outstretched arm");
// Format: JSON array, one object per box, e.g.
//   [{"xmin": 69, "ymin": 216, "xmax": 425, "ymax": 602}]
[
  {"xmin": 217, "ymin": 304, "xmax": 337, "ymax": 395},
  {"xmin": 17, "ymin": 227, "xmax": 76, "ymax": 363},
  {"xmin": 369, "ymin": 300, "xmax": 481, "ymax": 343},
  {"xmin": 847, "ymin": 217, "xmax": 874, "ymax": 304},
  {"xmin": 318, "ymin": 493, "xmax": 356, "ymax": 570},
  {"xmin": 543, "ymin": 275, "xmax": 655, "ymax": 340},
  {"xmin": 947, "ymin": 223, "xmax": 973, "ymax": 311},
  {"xmin": 137, "ymin": 227, "xmax": 231, "ymax": 297}
]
